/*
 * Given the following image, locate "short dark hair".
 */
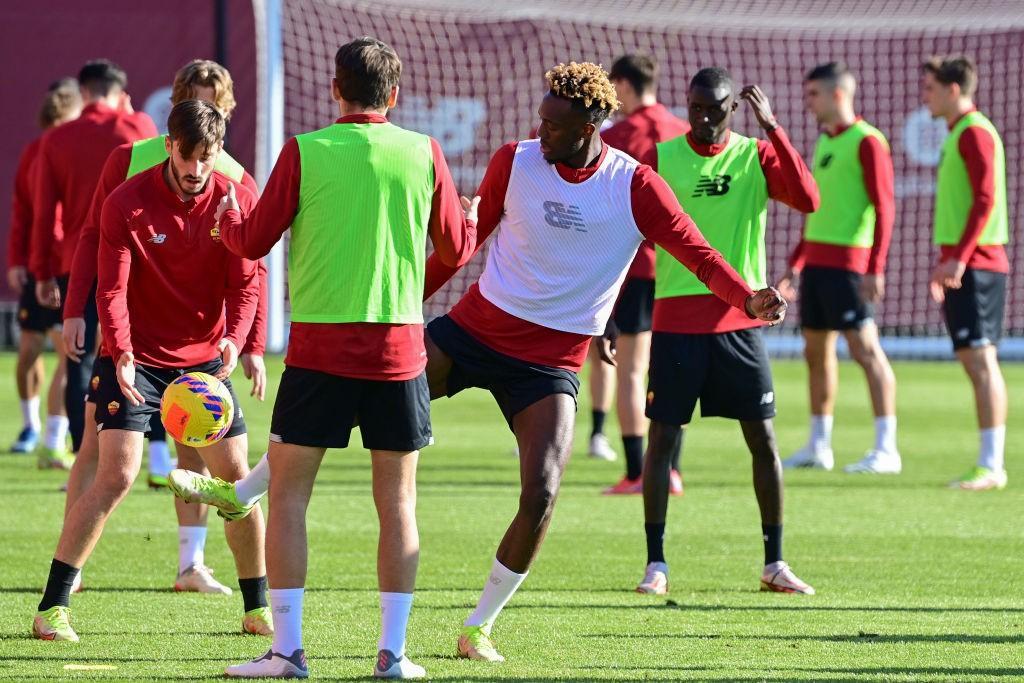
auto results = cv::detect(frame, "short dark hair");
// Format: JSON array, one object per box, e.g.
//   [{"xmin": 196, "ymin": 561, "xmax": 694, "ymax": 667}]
[
  {"xmin": 609, "ymin": 54, "xmax": 658, "ymax": 96},
  {"xmin": 166, "ymin": 100, "xmax": 225, "ymax": 159},
  {"xmin": 38, "ymin": 78, "xmax": 81, "ymax": 129},
  {"xmin": 806, "ymin": 61, "xmax": 850, "ymax": 84},
  {"xmin": 334, "ymin": 37, "xmax": 402, "ymax": 109},
  {"xmin": 77, "ymin": 59, "xmax": 127, "ymax": 98},
  {"xmin": 690, "ymin": 67, "xmax": 734, "ymax": 93},
  {"xmin": 923, "ymin": 55, "xmax": 978, "ymax": 97}
]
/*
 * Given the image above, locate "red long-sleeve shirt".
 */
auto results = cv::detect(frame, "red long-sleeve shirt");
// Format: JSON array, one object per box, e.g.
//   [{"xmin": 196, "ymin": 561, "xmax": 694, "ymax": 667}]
[
  {"xmin": 423, "ymin": 141, "xmax": 755, "ymax": 372},
  {"xmin": 8, "ymin": 137, "xmax": 62, "ymax": 273},
  {"xmin": 650, "ymin": 127, "xmax": 819, "ymax": 335},
  {"xmin": 787, "ymin": 120, "xmax": 895, "ymax": 275},
  {"xmin": 939, "ymin": 111, "xmax": 1008, "ymax": 273},
  {"xmin": 218, "ymin": 113, "xmax": 478, "ymax": 381},
  {"xmin": 97, "ymin": 164, "xmax": 258, "ymax": 367},
  {"xmin": 64, "ymin": 141, "xmax": 266, "ymax": 353},
  {"xmin": 30, "ymin": 101, "xmax": 157, "ymax": 279},
  {"xmin": 602, "ymin": 103, "xmax": 691, "ymax": 280}
]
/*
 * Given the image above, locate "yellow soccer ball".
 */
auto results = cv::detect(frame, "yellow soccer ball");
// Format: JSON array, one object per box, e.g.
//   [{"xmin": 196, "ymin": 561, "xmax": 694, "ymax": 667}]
[{"xmin": 160, "ymin": 372, "xmax": 234, "ymax": 447}]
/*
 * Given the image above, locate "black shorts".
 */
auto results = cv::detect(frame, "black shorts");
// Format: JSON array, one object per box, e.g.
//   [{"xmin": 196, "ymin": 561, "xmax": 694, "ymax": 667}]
[
  {"xmin": 93, "ymin": 356, "xmax": 246, "ymax": 439},
  {"xmin": 613, "ymin": 277, "xmax": 655, "ymax": 334},
  {"xmin": 87, "ymin": 364, "xmax": 164, "ymax": 436},
  {"xmin": 799, "ymin": 266, "xmax": 873, "ymax": 331},
  {"xmin": 942, "ymin": 268, "xmax": 1007, "ymax": 350},
  {"xmin": 427, "ymin": 314, "xmax": 580, "ymax": 430},
  {"xmin": 646, "ymin": 328, "xmax": 776, "ymax": 426},
  {"xmin": 17, "ymin": 275, "xmax": 62, "ymax": 333},
  {"xmin": 270, "ymin": 366, "xmax": 430, "ymax": 451}
]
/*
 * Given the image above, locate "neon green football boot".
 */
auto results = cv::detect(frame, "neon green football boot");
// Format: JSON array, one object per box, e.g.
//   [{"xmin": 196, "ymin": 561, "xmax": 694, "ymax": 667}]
[
  {"xmin": 36, "ymin": 446, "xmax": 74, "ymax": 471},
  {"xmin": 242, "ymin": 606, "xmax": 274, "ymax": 636},
  {"xmin": 32, "ymin": 606, "xmax": 79, "ymax": 641},
  {"xmin": 457, "ymin": 624, "xmax": 505, "ymax": 662},
  {"xmin": 950, "ymin": 465, "xmax": 1008, "ymax": 491},
  {"xmin": 168, "ymin": 469, "xmax": 254, "ymax": 521}
]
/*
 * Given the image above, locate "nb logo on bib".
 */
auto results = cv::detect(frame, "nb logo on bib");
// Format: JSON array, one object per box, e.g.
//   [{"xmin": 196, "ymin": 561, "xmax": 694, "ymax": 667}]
[
  {"xmin": 692, "ymin": 174, "xmax": 732, "ymax": 197},
  {"xmin": 543, "ymin": 201, "xmax": 587, "ymax": 232},
  {"xmin": 819, "ymin": 153, "xmax": 834, "ymax": 169}
]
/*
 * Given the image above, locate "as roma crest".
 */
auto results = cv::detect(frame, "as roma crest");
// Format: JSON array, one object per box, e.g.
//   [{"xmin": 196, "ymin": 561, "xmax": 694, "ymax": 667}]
[{"xmin": 107, "ymin": 401, "xmax": 120, "ymax": 415}]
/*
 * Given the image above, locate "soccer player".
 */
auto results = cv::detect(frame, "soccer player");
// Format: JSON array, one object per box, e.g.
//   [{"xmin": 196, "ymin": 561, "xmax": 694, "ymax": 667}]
[
  {"xmin": 7, "ymin": 79, "xmax": 80, "ymax": 464},
  {"xmin": 60, "ymin": 59, "xmax": 266, "ymax": 595},
  {"xmin": 635, "ymin": 68, "xmax": 818, "ymax": 597},
  {"xmin": 777, "ymin": 62, "xmax": 899, "ymax": 474},
  {"xmin": 599, "ymin": 53, "xmax": 689, "ymax": 495},
  {"xmin": 31, "ymin": 100, "xmax": 269, "ymax": 642},
  {"xmin": 29, "ymin": 60, "xmax": 157, "ymax": 463},
  {"xmin": 921, "ymin": 55, "xmax": 1010, "ymax": 491},
  {"xmin": 203, "ymin": 37, "xmax": 479, "ymax": 679}
]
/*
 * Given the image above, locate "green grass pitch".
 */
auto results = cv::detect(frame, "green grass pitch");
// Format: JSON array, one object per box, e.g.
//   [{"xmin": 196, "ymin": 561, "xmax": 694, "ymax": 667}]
[{"xmin": 1, "ymin": 353, "xmax": 1022, "ymax": 681}]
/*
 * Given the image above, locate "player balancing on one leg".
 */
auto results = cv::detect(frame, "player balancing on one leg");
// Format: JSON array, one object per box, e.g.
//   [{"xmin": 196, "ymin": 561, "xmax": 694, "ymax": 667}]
[
  {"xmin": 32, "ymin": 100, "xmax": 270, "ymax": 643},
  {"xmin": 921, "ymin": 55, "xmax": 1010, "ymax": 491},
  {"xmin": 776, "ymin": 62, "xmax": 900, "ymax": 475},
  {"xmin": 171, "ymin": 60, "xmax": 785, "ymax": 665},
  {"xmin": 60, "ymin": 60, "xmax": 269, "ymax": 596},
  {"xmin": 204, "ymin": 37, "xmax": 479, "ymax": 679},
  {"xmin": 7, "ymin": 79, "xmax": 81, "ymax": 464},
  {"xmin": 597, "ymin": 53, "xmax": 688, "ymax": 495},
  {"xmin": 635, "ymin": 67, "xmax": 819, "ymax": 597}
]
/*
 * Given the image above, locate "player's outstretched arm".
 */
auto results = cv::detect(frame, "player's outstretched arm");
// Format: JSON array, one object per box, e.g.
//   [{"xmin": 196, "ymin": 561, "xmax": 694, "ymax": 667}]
[{"xmin": 427, "ymin": 138, "xmax": 479, "ymax": 269}]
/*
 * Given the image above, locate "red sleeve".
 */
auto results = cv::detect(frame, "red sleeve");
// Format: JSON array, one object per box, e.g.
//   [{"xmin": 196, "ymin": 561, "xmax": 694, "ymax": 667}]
[
  {"xmin": 222, "ymin": 188, "xmax": 260, "ymax": 349},
  {"xmin": 241, "ymin": 170, "xmax": 260, "ymax": 197},
  {"xmin": 860, "ymin": 135, "xmax": 895, "ymax": 274},
  {"xmin": 29, "ymin": 135, "xmax": 61, "ymax": 279},
  {"xmin": 949, "ymin": 126, "xmax": 998, "ymax": 264},
  {"xmin": 242, "ymin": 259, "xmax": 268, "ymax": 355},
  {"xmin": 423, "ymin": 142, "xmax": 514, "ymax": 300},
  {"xmin": 220, "ymin": 138, "xmax": 300, "ymax": 260},
  {"xmin": 64, "ymin": 145, "xmax": 131, "ymax": 319},
  {"xmin": 631, "ymin": 165, "xmax": 754, "ymax": 311},
  {"xmin": 96, "ymin": 195, "xmax": 133, "ymax": 360},
  {"xmin": 8, "ymin": 143, "xmax": 36, "ymax": 269},
  {"xmin": 426, "ymin": 137, "xmax": 477, "ymax": 268},
  {"xmin": 757, "ymin": 127, "xmax": 819, "ymax": 213},
  {"xmin": 787, "ymin": 239, "xmax": 807, "ymax": 271}
]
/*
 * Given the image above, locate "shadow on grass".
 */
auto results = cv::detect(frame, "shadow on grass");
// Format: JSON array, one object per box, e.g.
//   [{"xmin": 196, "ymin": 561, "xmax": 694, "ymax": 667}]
[
  {"xmin": 411, "ymin": 601, "xmax": 1024, "ymax": 614},
  {"xmin": 579, "ymin": 632, "xmax": 1024, "ymax": 644}
]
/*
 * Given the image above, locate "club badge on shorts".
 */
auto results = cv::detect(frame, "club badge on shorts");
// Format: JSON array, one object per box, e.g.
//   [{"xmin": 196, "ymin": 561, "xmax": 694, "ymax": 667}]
[
  {"xmin": 91, "ymin": 376, "xmax": 100, "ymax": 391},
  {"xmin": 107, "ymin": 401, "xmax": 120, "ymax": 415}
]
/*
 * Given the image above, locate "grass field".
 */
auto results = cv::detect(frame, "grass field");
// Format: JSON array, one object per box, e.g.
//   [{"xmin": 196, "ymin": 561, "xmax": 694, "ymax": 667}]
[{"xmin": 1, "ymin": 352, "xmax": 1022, "ymax": 682}]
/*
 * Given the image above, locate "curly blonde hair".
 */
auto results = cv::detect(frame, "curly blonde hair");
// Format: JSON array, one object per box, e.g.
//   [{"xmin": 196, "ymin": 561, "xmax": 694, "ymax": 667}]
[
  {"xmin": 545, "ymin": 61, "xmax": 620, "ymax": 121},
  {"xmin": 171, "ymin": 60, "xmax": 236, "ymax": 120}
]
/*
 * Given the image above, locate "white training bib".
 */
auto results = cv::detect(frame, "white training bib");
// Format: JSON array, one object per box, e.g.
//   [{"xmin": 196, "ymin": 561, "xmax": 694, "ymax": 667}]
[{"xmin": 477, "ymin": 140, "xmax": 644, "ymax": 335}]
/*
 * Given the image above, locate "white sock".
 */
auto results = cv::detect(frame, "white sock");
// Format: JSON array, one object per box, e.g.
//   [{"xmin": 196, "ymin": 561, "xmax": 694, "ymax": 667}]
[
  {"xmin": 178, "ymin": 526, "xmax": 207, "ymax": 574},
  {"xmin": 21, "ymin": 397, "xmax": 41, "ymax": 432},
  {"xmin": 978, "ymin": 426, "xmax": 1006, "ymax": 472},
  {"xmin": 43, "ymin": 415, "xmax": 69, "ymax": 450},
  {"xmin": 236, "ymin": 452, "xmax": 270, "ymax": 507},
  {"xmin": 148, "ymin": 439, "xmax": 173, "ymax": 477},
  {"xmin": 810, "ymin": 415, "xmax": 833, "ymax": 452},
  {"xmin": 270, "ymin": 588, "xmax": 304, "ymax": 655},
  {"xmin": 874, "ymin": 416, "xmax": 897, "ymax": 455},
  {"xmin": 464, "ymin": 558, "xmax": 528, "ymax": 629},
  {"xmin": 378, "ymin": 592, "xmax": 413, "ymax": 658}
]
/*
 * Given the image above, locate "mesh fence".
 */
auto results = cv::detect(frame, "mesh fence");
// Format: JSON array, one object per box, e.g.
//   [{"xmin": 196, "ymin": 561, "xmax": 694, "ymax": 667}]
[{"xmin": 280, "ymin": 0, "xmax": 1023, "ymax": 339}]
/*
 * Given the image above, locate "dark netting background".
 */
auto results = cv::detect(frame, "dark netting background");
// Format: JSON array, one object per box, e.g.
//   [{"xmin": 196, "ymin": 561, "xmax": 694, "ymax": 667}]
[{"xmin": 280, "ymin": 0, "xmax": 1022, "ymax": 337}]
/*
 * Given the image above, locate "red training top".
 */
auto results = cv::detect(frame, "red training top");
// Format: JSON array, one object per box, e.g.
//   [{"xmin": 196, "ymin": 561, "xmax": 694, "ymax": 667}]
[
  {"xmin": 647, "ymin": 127, "xmax": 819, "ymax": 335},
  {"xmin": 97, "ymin": 164, "xmax": 259, "ymax": 367},
  {"xmin": 601, "ymin": 103, "xmax": 691, "ymax": 280},
  {"xmin": 218, "ymin": 113, "xmax": 478, "ymax": 381},
  {"xmin": 423, "ymin": 141, "xmax": 756, "ymax": 372},
  {"xmin": 30, "ymin": 101, "xmax": 157, "ymax": 280},
  {"xmin": 8, "ymin": 137, "xmax": 62, "ymax": 274}
]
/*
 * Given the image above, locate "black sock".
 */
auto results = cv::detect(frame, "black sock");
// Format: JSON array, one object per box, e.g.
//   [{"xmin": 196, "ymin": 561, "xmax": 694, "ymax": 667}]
[
  {"xmin": 670, "ymin": 438, "xmax": 682, "ymax": 472},
  {"xmin": 591, "ymin": 410, "xmax": 606, "ymax": 437},
  {"xmin": 623, "ymin": 436, "xmax": 644, "ymax": 480},
  {"xmin": 39, "ymin": 559, "xmax": 79, "ymax": 611},
  {"xmin": 238, "ymin": 576, "xmax": 269, "ymax": 613},
  {"xmin": 762, "ymin": 524, "xmax": 783, "ymax": 565},
  {"xmin": 645, "ymin": 523, "xmax": 666, "ymax": 564}
]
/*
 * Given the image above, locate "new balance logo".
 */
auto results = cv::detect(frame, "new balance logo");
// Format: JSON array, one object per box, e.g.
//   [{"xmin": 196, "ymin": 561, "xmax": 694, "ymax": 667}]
[
  {"xmin": 692, "ymin": 174, "xmax": 732, "ymax": 197},
  {"xmin": 760, "ymin": 392, "xmax": 775, "ymax": 406},
  {"xmin": 819, "ymin": 153, "xmax": 834, "ymax": 169},
  {"xmin": 543, "ymin": 201, "xmax": 587, "ymax": 232},
  {"xmin": 148, "ymin": 234, "xmax": 167, "ymax": 244}
]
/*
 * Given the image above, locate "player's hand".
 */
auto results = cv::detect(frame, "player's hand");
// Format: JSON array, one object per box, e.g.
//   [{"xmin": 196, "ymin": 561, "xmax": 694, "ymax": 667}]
[
  {"xmin": 7, "ymin": 266, "xmax": 27, "ymax": 295},
  {"xmin": 929, "ymin": 259, "xmax": 965, "ymax": 303},
  {"xmin": 215, "ymin": 182, "xmax": 239, "ymax": 224},
  {"xmin": 63, "ymin": 317, "xmax": 87, "ymax": 362},
  {"xmin": 461, "ymin": 195, "xmax": 482, "ymax": 223},
  {"xmin": 36, "ymin": 277, "xmax": 60, "ymax": 309},
  {"xmin": 240, "ymin": 352, "xmax": 267, "ymax": 401},
  {"xmin": 775, "ymin": 268, "xmax": 799, "ymax": 302},
  {"xmin": 216, "ymin": 339, "xmax": 239, "ymax": 380},
  {"xmin": 739, "ymin": 85, "xmax": 778, "ymax": 131},
  {"xmin": 861, "ymin": 273, "xmax": 885, "ymax": 303},
  {"xmin": 593, "ymin": 318, "xmax": 619, "ymax": 366},
  {"xmin": 115, "ymin": 352, "xmax": 145, "ymax": 406},
  {"xmin": 745, "ymin": 287, "xmax": 787, "ymax": 326},
  {"xmin": 118, "ymin": 92, "xmax": 134, "ymax": 114}
]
